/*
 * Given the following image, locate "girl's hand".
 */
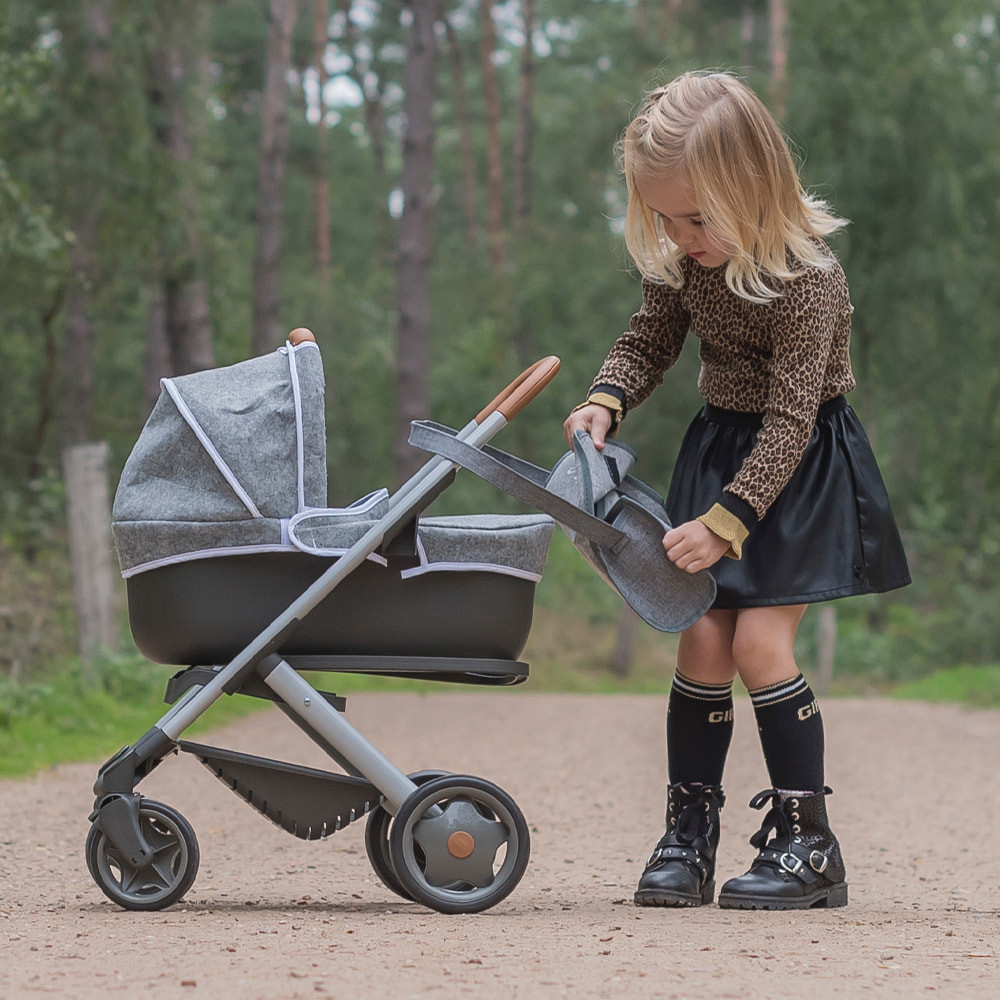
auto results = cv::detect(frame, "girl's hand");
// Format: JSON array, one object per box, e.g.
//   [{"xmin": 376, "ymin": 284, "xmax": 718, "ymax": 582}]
[
  {"xmin": 663, "ymin": 520, "xmax": 728, "ymax": 573},
  {"xmin": 563, "ymin": 404, "xmax": 614, "ymax": 449}
]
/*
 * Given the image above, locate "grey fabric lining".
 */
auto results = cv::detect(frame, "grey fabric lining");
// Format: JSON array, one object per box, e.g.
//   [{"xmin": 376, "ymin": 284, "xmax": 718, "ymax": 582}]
[{"xmin": 416, "ymin": 514, "xmax": 554, "ymax": 578}]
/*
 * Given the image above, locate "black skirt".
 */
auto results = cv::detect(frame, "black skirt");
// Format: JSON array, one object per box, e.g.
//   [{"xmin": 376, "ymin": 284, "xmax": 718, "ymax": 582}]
[{"xmin": 666, "ymin": 396, "xmax": 911, "ymax": 609}]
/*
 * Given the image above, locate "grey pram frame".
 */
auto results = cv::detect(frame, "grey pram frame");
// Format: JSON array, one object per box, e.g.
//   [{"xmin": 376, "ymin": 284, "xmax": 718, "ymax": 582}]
[{"xmin": 87, "ymin": 346, "xmax": 561, "ymax": 916}]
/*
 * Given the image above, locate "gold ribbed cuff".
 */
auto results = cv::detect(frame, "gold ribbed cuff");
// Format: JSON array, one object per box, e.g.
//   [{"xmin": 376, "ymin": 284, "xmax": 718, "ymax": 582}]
[
  {"xmin": 571, "ymin": 392, "xmax": 623, "ymax": 432},
  {"xmin": 696, "ymin": 503, "xmax": 749, "ymax": 560}
]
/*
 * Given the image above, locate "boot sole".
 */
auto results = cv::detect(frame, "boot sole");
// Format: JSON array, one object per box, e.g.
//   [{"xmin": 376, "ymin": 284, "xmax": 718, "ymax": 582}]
[
  {"xmin": 717, "ymin": 882, "xmax": 848, "ymax": 910},
  {"xmin": 635, "ymin": 880, "xmax": 715, "ymax": 908}
]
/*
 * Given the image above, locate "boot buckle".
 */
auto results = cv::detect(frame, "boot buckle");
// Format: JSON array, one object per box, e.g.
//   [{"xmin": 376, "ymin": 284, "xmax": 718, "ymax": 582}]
[
  {"xmin": 778, "ymin": 852, "xmax": 804, "ymax": 875},
  {"xmin": 808, "ymin": 850, "xmax": 829, "ymax": 874}
]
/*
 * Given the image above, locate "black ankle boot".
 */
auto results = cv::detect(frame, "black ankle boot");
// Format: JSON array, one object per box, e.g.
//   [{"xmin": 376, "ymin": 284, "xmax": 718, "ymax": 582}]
[
  {"xmin": 718, "ymin": 787, "xmax": 848, "ymax": 910},
  {"xmin": 635, "ymin": 783, "xmax": 724, "ymax": 907}
]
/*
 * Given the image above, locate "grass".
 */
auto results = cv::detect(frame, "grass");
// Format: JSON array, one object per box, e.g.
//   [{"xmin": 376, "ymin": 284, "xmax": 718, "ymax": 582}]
[
  {"xmin": 2, "ymin": 613, "xmax": 998, "ymax": 781},
  {"xmin": 891, "ymin": 663, "xmax": 1000, "ymax": 709},
  {"xmin": 0, "ymin": 656, "xmax": 266, "ymax": 779}
]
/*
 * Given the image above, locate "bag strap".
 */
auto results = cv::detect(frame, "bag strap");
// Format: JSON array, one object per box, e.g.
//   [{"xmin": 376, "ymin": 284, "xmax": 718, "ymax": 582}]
[{"xmin": 408, "ymin": 420, "xmax": 627, "ymax": 550}]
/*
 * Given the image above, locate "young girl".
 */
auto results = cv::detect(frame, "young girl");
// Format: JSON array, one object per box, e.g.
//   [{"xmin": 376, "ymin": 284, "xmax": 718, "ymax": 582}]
[{"xmin": 564, "ymin": 71, "xmax": 910, "ymax": 910}]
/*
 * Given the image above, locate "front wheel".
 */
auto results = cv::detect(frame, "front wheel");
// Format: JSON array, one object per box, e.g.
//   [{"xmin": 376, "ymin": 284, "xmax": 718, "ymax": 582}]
[
  {"xmin": 387, "ymin": 774, "xmax": 529, "ymax": 914},
  {"xmin": 86, "ymin": 799, "xmax": 199, "ymax": 911}
]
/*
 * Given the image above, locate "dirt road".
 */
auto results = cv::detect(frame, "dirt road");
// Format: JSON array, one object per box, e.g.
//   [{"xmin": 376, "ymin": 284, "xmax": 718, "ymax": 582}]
[{"xmin": 1, "ymin": 692, "xmax": 998, "ymax": 999}]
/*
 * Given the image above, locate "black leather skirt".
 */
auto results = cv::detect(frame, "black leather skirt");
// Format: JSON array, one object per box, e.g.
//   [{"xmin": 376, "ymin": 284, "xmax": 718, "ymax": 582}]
[{"xmin": 666, "ymin": 396, "xmax": 911, "ymax": 609}]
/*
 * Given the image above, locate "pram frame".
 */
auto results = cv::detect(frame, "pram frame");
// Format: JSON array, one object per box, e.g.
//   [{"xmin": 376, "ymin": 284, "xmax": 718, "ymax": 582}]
[{"xmin": 88, "ymin": 348, "xmax": 560, "ymax": 916}]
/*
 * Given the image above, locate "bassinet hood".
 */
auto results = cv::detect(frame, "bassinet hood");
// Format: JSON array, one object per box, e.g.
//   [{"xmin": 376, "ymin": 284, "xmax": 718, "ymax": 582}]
[{"xmin": 113, "ymin": 341, "xmax": 327, "ymax": 575}]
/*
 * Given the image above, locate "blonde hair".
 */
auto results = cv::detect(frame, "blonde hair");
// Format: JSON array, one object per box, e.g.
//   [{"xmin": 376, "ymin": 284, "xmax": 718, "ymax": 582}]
[{"xmin": 620, "ymin": 71, "xmax": 847, "ymax": 303}]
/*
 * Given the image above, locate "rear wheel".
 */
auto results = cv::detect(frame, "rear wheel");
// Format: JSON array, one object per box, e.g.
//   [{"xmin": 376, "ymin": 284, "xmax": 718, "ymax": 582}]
[
  {"xmin": 388, "ymin": 775, "xmax": 530, "ymax": 914},
  {"xmin": 364, "ymin": 770, "xmax": 448, "ymax": 900}
]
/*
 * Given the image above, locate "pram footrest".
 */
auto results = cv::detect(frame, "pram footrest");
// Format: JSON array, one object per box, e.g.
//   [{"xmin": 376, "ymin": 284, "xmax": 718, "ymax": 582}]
[
  {"xmin": 179, "ymin": 741, "xmax": 380, "ymax": 840},
  {"xmin": 282, "ymin": 654, "xmax": 528, "ymax": 686}
]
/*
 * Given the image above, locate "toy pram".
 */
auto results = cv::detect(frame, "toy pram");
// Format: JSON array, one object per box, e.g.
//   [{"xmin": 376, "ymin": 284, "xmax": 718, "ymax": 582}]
[
  {"xmin": 88, "ymin": 330, "xmax": 559, "ymax": 915},
  {"xmin": 87, "ymin": 329, "xmax": 714, "ymax": 915}
]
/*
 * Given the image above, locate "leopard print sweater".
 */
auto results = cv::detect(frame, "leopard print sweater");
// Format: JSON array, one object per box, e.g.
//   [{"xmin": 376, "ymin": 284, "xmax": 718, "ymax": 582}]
[{"xmin": 591, "ymin": 247, "xmax": 856, "ymax": 523}]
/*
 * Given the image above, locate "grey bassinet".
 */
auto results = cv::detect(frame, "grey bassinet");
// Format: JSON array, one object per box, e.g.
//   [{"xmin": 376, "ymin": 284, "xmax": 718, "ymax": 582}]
[{"xmin": 112, "ymin": 342, "xmax": 553, "ymax": 668}]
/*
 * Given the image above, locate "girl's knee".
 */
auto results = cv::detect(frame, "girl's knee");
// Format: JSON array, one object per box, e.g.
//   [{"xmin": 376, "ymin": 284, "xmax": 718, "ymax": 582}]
[
  {"xmin": 731, "ymin": 630, "xmax": 773, "ymax": 675},
  {"xmin": 678, "ymin": 610, "xmax": 738, "ymax": 683},
  {"xmin": 731, "ymin": 606, "xmax": 806, "ymax": 685}
]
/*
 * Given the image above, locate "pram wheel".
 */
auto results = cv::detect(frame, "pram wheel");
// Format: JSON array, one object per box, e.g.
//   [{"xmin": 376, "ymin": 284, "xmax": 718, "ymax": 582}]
[
  {"xmin": 86, "ymin": 800, "xmax": 200, "ymax": 911},
  {"xmin": 365, "ymin": 770, "xmax": 448, "ymax": 901},
  {"xmin": 388, "ymin": 774, "xmax": 530, "ymax": 914}
]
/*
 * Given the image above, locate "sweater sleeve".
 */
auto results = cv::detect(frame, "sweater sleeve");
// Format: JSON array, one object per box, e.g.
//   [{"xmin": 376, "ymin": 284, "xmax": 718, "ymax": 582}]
[
  {"xmin": 722, "ymin": 266, "xmax": 851, "ymax": 522},
  {"xmin": 589, "ymin": 278, "xmax": 691, "ymax": 415}
]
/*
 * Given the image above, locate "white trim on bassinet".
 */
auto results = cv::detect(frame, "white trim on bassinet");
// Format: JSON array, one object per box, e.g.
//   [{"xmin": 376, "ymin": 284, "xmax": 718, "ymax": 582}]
[
  {"xmin": 284, "ymin": 340, "xmax": 308, "ymax": 512},
  {"xmin": 120, "ymin": 541, "xmax": 389, "ymax": 579},
  {"xmin": 285, "ymin": 489, "xmax": 390, "ymax": 557},
  {"xmin": 160, "ymin": 377, "xmax": 263, "ymax": 519},
  {"xmin": 398, "ymin": 535, "xmax": 543, "ymax": 583}
]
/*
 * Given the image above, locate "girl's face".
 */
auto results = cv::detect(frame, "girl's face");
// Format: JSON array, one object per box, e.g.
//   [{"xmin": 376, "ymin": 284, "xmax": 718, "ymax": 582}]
[{"xmin": 637, "ymin": 173, "xmax": 731, "ymax": 268}]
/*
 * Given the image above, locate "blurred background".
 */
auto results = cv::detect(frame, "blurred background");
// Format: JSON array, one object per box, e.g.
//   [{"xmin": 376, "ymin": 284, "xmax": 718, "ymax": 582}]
[{"xmin": 2, "ymin": 0, "xmax": 998, "ymax": 759}]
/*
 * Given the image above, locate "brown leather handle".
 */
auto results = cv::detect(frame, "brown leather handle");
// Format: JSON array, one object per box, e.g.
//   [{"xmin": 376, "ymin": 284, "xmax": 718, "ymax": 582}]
[
  {"xmin": 287, "ymin": 327, "xmax": 317, "ymax": 345},
  {"xmin": 475, "ymin": 356, "xmax": 561, "ymax": 424}
]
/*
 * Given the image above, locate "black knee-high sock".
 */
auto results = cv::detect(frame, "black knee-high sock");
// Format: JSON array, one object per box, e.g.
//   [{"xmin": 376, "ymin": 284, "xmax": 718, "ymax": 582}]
[
  {"xmin": 666, "ymin": 670, "xmax": 734, "ymax": 785},
  {"xmin": 749, "ymin": 673, "xmax": 825, "ymax": 793}
]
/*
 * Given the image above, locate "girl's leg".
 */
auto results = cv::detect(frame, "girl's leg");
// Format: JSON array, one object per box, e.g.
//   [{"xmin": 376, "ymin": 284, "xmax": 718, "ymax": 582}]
[
  {"xmin": 669, "ymin": 609, "xmax": 738, "ymax": 785},
  {"xmin": 732, "ymin": 605, "xmax": 825, "ymax": 793},
  {"xmin": 719, "ymin": 604, "xmax": 848, "ymax": 910},
  {"xmin": 634, "ymin": 611, "xmax": 736, "ymax": 908}
]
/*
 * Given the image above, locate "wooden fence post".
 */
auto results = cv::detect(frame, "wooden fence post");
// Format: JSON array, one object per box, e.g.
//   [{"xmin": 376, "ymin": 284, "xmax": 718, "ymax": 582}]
[
  {"xmin": 609, "ymin": 601, "xmax": 639, "ymax": 677},
  {"xmin": 63, "ymin": 442, "xmax": 119, "ymax": 674},
  {"xmin": 815, "ymin": 604, "xmax": 837, "ymax": 695}
]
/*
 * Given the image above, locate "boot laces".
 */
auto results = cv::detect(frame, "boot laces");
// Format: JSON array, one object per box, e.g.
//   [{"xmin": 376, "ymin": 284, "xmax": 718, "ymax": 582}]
[
  {"xmin": 665, "ymin": 784, "xmax": 724, "ymax": 845},
  {"xmin": 747, "ymin": 786, "xmax": 832, "ymax": 850},
  {"xmin": 747, "ymin": 789, "xmax": 790, "ymax": 850}
]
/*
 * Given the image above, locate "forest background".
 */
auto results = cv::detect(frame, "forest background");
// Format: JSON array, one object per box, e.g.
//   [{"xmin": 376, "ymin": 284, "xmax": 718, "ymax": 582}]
[{"xmin": 1, "ymin": 0, "xmax": 999, "ymax": 728}]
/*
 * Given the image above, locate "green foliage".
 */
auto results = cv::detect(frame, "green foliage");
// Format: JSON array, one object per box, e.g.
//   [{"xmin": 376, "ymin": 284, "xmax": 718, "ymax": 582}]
[{"xmin": 2, "ymin": 0, "xmax": 1000, "ymax": 688}]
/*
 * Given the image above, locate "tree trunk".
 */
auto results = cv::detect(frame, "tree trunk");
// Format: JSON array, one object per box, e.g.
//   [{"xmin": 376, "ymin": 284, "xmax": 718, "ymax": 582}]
[
  {"xmin": 252, "ymin": 0, "xmax": 301, "ymax": 356},
  {"xmin": 29, "ymin": 291, "xmax": 64, "ymax": 482},
  {"xmin": 393, "ymin": 0, "xmax": 438, "ymax": 485},
  {"xmin": 480, "ymin": 0, "xmax": 505, "ymax": 274},
  {"xmin": 144, "ymin": 284, "xmax": 169, "ymax": 411},
  {"xmin": 60, "ymin": 202, "xmax": 102, "ymax": 449},
  {"xmin": 740, "ymin": 0, "xmax": 757, "ymax": 70},
  {"xmin": 146, "ymin": 10, "xmax": 215, "ymax": 377},
  {"xmin": 59, "ymin": 1, "xmax": 110, "ymax": 450},
  {"xmin": 513, "ymin": 0, "xmax": 535, "ymax": 226},
  {"xmin": 512, "ymin": 0, "xmax": 537, "ymax": 363},
  {"xmin": 313, "ymin": 0, "xmax": 331, "ymax": 273},
  {"xmin": 442, "ymin": 14, "xmax": 480, "ymax": 256},
  {"xmin": 768, "ymin": 0, "xmax": 789, "ymax": 119},
  {"xmin": 166, "ymin": 276, "xmax": 214, "ymax": 374}
]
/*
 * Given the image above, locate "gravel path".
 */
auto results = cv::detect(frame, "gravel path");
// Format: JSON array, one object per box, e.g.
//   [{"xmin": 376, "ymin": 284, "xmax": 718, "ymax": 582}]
[{"xmin": 2, "ymin": 691, "xmax": 998, "ymax": 998}]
